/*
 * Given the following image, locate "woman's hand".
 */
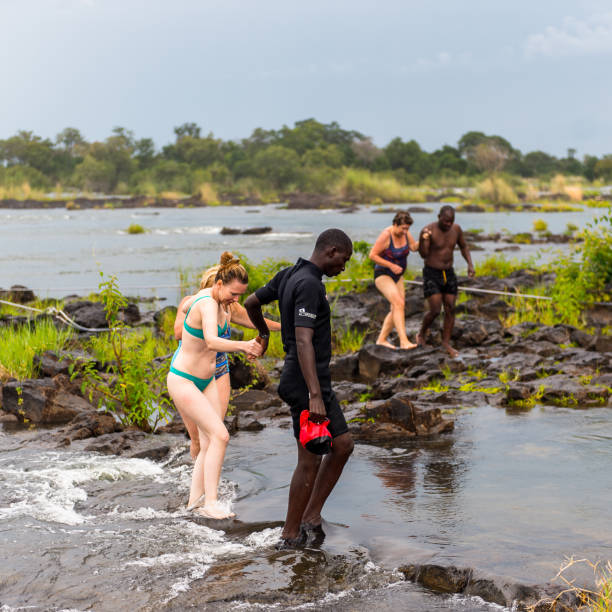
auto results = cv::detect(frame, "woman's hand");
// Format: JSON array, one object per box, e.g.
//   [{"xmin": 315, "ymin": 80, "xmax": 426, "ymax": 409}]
[
  {"xmin": 242, "ymin": 338, "xmax": 263, "ymax": 359},
  {"xmin": 389, "ymin": 263, "xmax": 403, "ymax": 275}
]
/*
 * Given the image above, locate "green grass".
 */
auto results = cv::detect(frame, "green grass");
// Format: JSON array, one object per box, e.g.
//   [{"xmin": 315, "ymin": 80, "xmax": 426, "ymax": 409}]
[
  {"xmin": 333, "ymin": 326, "xmax": 368, "ymax": 354},
  {"xmin": 420, "ymin": 379, "xmax": 450, "ymax": 393},
  {"xmin": 335, "ymin": 168, "xmax": 426, "ymax": 203},
  {"xmin": 0, "ymin": 298, "xmax": 64, "ymax": 317},
  {"xmin": 474, "ymin": 254, "xmax": 535, "ymax": 278},
  {"xmin": 83, "ymin": 328, "xmax": 174, "ymax": 364},
  {"xmin": 126, "ymin": 223, "xmax": 146, "ymax": 234},
  {"xmin": 0, "ymin": 320, "xmax": 74, "ymax": 380}
]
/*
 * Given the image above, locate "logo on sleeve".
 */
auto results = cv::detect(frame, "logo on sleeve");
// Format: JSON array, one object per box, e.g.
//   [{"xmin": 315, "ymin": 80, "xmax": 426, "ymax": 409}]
[{"xmin": 298, "ymin": 307, "xmax": 317, "ymax": 320}]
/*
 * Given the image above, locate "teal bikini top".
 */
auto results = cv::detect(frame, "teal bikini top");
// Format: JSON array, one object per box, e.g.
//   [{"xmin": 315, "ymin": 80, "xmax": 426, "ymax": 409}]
[{"xmin": 183, "ymin": 295, "xmax": 228, "ymax": 339}]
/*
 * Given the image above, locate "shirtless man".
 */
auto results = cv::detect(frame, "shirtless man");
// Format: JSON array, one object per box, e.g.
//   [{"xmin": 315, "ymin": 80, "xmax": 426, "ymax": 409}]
[{"xmin": 417, "ymin": 205, "xmax": 475, "ymax": 358}]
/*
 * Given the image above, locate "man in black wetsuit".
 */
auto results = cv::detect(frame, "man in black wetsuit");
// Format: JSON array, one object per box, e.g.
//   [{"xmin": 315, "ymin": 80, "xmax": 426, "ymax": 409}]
[
  {"xmin": 417, "ymin": 205, "xmax": 475, "ymax": 357},
  {"xmin": 244, "ymin": 229, "xmax": 354, "ymax": 549}
]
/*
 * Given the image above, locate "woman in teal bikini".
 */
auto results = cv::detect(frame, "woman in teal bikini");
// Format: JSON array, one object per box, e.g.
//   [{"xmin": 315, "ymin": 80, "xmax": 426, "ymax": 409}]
[
  {"xmin": 174, "ymin": 265, "xmax": 281, "ymax": 462},
  {"xmin": 167, "ymin": 252, "xmax": 262, "ymax": 519}
]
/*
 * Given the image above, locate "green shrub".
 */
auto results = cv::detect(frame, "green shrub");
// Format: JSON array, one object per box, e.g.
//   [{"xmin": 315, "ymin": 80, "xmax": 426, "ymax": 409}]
[
  {"xmin": 475, "ymin": 176, "xmax": 518, "ymax": 205},
  {"xmin": 126, "ymin": 223, "xmax": 145, "ymax": 234},
  {"xmin": 533, "ymin": 219, "xmax": 548, "ymax": 232},
  {"xmin": 70, "ymin": 274, "xmax": 173, "ymax": 431},
  {"xmin": 475, "ymin": 254, "xmax": 533, "ymax": 278}
]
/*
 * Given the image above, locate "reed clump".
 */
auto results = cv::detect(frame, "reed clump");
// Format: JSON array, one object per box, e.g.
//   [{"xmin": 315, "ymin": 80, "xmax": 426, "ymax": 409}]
[
  {"xmin": 475, "ymin": 176, "xmax": 518, "ymax": 205},
  {"xmin": 126, "ymin": 223, "xmax": 145, "ymax": 234}
]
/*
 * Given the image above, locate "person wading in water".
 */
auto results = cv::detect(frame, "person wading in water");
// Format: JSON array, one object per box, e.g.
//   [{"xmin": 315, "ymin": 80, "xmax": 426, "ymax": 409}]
[
  {"xmin": 417, "ymin": 205, "xmax": 475, "ymax": 358},
  {"xmin": 244, "ymin": 229, "xmax": 354, "ymax": 549},
  {"xmin": 369, "ymin": 211, "xmax": 419, "ymax": 349}
]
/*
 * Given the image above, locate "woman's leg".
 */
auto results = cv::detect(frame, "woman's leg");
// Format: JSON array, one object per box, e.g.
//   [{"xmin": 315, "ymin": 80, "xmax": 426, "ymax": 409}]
[
  {"xmin": 375, "ymin": 275, "xmax": 414, "ymax": 349},
  {"xmin": 167, "ymin": 374, "xmax": 232, "ymax": 518},
  {"xmin": 376, "ymin": 311, "xmax": 395, "ymax": 347},
  {"xmin": 395, "ymin": 277, "xmax": 416, "ymax": 348}
]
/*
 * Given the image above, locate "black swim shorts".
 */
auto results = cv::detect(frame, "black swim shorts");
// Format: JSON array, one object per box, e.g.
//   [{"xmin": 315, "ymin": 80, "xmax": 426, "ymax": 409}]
[
  {"xmin": 374, "ymin": 266, "xmax": 403, "ymax": 284},
  {"xmin": 423, "ymin": 266, "xmax": 458, "ymax": 298},
  {"xmin": 278, "ymin": 367, "xmax": 349, "ymax": 440}
]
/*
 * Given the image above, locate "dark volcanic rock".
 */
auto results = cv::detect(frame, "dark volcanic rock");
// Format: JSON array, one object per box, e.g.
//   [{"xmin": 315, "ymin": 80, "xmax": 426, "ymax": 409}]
[
  {"xmin": 330, "ymin": 353, "xmax": 359, "ymax": 381},
  {"xmin": 228, "ymin": 354, "xmax": 270, "ymax": 390},
  {"xmin": 230, "ymin": 388, "xmax": 278, "ymax": 411},
  {"xmin": 362, "ymin": 392, "xmax": 454, "ymax": 437},
  {"xmin": 84, "ymin": 431, "xmax": 146, "ymax": 455},
  {"xmin": 530, "ymin": 325, "xmax": 571, "ymax": 345},
  {"xmin": 358, "ymin": 344, "xmax": 416, "ymax": 383},
  {"xmin": 57, "ymin": 411, "xmax": 121, "ymax": 445},
  {"xmin": 236, "ymin": 411, "xmax": 265, "ymax": 431},
  {"xmin": 63, "ymin": 301, "xmax": 108, "ymax": 329},
  {"xmin": 2, "ymin": 378, "xmax": 95, "ymax": 424},
  {"xmin": 0, "ymin": 285, "xmax": 36, "ymax": 303}
]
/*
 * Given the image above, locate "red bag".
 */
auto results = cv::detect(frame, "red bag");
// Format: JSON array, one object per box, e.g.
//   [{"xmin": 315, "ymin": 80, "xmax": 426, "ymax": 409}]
[{"xmin": 299, "ymin": 410, "xmax": 332, "ymax": 455}]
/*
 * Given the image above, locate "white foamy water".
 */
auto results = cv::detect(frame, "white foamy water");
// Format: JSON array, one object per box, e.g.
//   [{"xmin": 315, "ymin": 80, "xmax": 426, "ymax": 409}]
[{"xmin": 0, "ymin": 451, "xmax": 163, "ymax": 525}]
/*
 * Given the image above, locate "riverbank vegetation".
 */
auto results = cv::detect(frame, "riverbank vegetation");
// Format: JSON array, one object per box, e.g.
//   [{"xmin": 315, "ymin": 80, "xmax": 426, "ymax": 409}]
[{"xmin": 1, "ymin": 120, "xmax": 611, "ymax": 207}]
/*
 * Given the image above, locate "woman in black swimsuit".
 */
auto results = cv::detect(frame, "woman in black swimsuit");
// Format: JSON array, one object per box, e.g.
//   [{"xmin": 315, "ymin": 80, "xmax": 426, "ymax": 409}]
[{"xmin": 369, "ymin": 212, "xmax": 419, "ymax": 349}]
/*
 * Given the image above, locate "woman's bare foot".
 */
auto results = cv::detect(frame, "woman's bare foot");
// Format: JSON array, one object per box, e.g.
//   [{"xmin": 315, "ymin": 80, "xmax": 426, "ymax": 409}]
[
  {"xmin": 400, "ymin": 341, "xmax": 417, "ymax": 350},
  {"xmin": 198, "ymin": 501, "xmax": 235, "ymax": 519},
  {"xmin": 189, "ymin": 439, "xmax": 200, "ymax": 460},
  {"xmin": 442, "ymin": 342, "xmax": 459, "ymax": 358},
  {"xmin": 186, "ymin": 493, "xmax": 206, "ymax": 511},
  {"xmin": 376, "ymin": 340, "xmax": 397, "ymax": 349}
]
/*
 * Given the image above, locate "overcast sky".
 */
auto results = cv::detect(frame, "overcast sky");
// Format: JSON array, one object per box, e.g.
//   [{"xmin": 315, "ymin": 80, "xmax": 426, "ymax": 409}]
[{"xmin": 1, "ymin": 0, "xmax": 611, "ymax": 156}]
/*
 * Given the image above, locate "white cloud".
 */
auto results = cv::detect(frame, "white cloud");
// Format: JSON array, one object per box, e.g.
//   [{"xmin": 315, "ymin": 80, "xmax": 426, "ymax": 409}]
[{"xmin": 525, "ymin": 12, "xmax": 612, "ymax": 58}]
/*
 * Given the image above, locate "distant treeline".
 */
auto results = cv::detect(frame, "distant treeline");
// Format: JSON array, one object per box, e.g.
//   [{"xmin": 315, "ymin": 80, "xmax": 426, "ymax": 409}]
[{"xmin": 1, "ymin": 119, "xmax": 611, "ymax": 196}]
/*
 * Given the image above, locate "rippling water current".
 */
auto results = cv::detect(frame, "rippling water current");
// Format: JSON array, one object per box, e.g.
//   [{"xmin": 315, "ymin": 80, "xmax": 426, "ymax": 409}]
[{"xmin": 1, "ymin": 404, "xmax": 610, "ymax": 611}]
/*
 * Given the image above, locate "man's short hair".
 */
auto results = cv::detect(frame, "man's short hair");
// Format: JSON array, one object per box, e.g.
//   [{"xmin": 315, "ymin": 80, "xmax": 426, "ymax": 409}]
[
  {"xmin": 439, "ymin": 204, "xmax": 455, "ymax": 217},
  {"xmin": 314, "ymin": 228, "xmax": 353, "ymax": 254}
]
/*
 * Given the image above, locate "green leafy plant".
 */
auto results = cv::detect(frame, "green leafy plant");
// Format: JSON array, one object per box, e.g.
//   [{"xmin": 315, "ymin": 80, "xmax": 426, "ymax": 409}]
[
  {"xmin": 126, "ymin": 223, "xmax": 146, "ymax": 234},
  {"xmin": 70, "ymin": 273, "xmax": 173, "ymax": 431}
]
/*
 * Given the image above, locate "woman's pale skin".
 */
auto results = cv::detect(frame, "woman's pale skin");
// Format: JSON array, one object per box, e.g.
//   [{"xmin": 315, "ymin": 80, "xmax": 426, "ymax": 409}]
[
  {"xmin": 369, "ymin": 223, "xmax": 419, "ymax": 349},
  {"xmin": 173, "ymin": 298, "xmax": 280, "ymax": 461},
  {"xmin": 167, "ymin": 279, "xmax": 263, "ymax": 519}
]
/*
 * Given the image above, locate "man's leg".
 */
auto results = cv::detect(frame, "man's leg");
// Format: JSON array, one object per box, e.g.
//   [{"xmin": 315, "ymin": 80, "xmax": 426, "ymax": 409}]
[
  {"xmin": 281, "ymin": 441, "xmax": 322, "ymax": 541},
  {"xmin": 301, "ymin": 432, "xmax": 354, "ymax": 527},
  {"xmin": 417, "ymin": 293, "xmax": 442, "ymax": 346},
  {"xmin": 441, "ymin": 293, "xmax": 458, "ymax": 357}
]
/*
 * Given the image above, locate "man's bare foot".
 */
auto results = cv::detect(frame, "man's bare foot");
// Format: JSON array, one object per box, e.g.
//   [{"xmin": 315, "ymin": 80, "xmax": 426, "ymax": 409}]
[
  {"xmin": 442, "ymin": 343, "xmax": 459, "ymax": 358},
  {"xmin": 400, "ymin": 341, "xmax": 417, "ymax": 350},
  {"xmin": 189, "ymin": 439, "xmax": 200, "ymax": 460},
  {"xmin": 376, "ymin": 340, "xmax": 397, "ymax": 349},
  {"xmin": 416, "ymin": 332, "xmax": 428, "ymax": 347},
  {"xmin": 197, "ymin": 501, "xmax": 235, "ymax": 519}
]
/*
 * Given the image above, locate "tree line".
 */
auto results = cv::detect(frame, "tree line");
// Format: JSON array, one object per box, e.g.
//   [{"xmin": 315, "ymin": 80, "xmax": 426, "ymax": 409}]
[{"xmin": 1, "ymin": 119, "xmax": 611, "ymax": 196}]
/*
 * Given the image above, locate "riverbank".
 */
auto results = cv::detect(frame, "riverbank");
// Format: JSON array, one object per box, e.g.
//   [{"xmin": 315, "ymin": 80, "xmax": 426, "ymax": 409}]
[{"xmin": 1, "ymin": 266, "xmax": 611, "ymax": 610}]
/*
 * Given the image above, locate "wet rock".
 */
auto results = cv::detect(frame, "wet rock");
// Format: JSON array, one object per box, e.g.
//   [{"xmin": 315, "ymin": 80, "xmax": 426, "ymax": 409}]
[
  {"xmin": 333, "ymin": 380, "xmax": 370, "ymax": 403},
  {"xmin": 241, "ymin": 226, "xmax": 272, "ymax": 235},
  {"xmin": 503, "ymin": 321, "xmax": 540, "ymax": 339},
  {"xmin": 452, "ymin": 317, "xmax": 502, "ymax": 347},
  {"xmin": 594, "ymin": 335, "xmax": 612, "ymax": 353},
  {"xmin": 156, "ymin": 417, "xmax": 187, "ymax": 434},
  {"xmin": 228, "ymin": 354, "xmax": 270, "ymax": 390},
  {"xmin": 363, "ymin": 392, "xmax": 454, "ymax": 436},
  {"xmin": 119, "ymin": 302, "xmax": 141, "ymax": 325},
  {"xmin": 236, "ymin": 411, "xmax": 265, "ymax": 431},
  {"xmin": 2, "ymin": 378, "xmax": 96, "ymax": 424},
  {"xmin": 128, "ymin": 445, "xmax": 171, "ymax": 461},
  {"xmin": 84, "ymin": 430, "xmax": 146, "ymax": 454},
  {"xmin": 358, "ymin": 344, "xmax": 415, "ymax": 383},
  {"xmin": 224, "ymin": 414, "xmax": 238, "ymax": 435},
  {"xmin": 230, "ymin": 388, "xmax": 277, "ymax": 411},
  {"xmin": 0, "ymin": 284, "xmax": 35, "ymax": 304},
  {"xmin": 62, "ymin": 301, "xmax": 108, "ymax": 330},
  {"xmin": 530, "ymin": 325, "xmax": 570, "ymax": 345},
  {"xmin": 570, "ymin": 328, "xmax": 597, "ymax": 349},
  {"xmin": 220, "ymin": 227, "xmax": 240, "ymax": 234},
  {"xmin": 32, "ymin": 350, "xmax": 71, "ymax": 377},
  {"xmin": 330, "ymin": 353, "xmax": 359, "ymax": 381},
  {"xmin": 405, "ymin": 564, "xmax": 472, "ymax": 593},
  {"xmin": 57, "ymin": 411, "xmax": 121, "ymax": 445}
]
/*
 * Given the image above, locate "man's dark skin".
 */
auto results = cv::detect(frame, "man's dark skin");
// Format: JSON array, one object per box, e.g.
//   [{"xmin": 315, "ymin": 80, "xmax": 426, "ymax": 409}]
[
  {"xmin": 244, "ymin": 245, "xmax": 353, "ymax": 544},
  {"xmin": 417, "ymin": 208, "xmax": 475, "ymax": 358}
]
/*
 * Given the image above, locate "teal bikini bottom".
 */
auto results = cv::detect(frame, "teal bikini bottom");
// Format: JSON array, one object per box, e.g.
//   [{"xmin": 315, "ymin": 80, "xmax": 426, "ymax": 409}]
[{"xmin": 169, "ymin": 344, "xmax": 213, "ymax": 392}]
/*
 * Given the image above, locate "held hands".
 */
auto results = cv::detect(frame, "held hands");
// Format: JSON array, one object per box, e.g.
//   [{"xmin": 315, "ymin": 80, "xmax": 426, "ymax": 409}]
[
  {"xmin": 422, "ymin": 227, "xmax": 432, "ymax": 241},
  {"xmin": 243, "ymin": 338, "xmax": 263, "ymax": 360}
]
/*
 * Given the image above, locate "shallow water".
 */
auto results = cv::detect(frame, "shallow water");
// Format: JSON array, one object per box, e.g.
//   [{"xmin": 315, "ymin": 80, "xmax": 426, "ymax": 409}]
[
  {"xmin": 1, "ymin": 403, "xmax": 610, "ymax": 610},
  {"xmin": 0, "ymin": 204, "xmax": 602, "ymax": 303}
]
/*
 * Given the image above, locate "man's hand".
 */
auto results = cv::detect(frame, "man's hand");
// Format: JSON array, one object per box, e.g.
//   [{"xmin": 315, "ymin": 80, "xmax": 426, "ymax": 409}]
[
  {"xmin": 422, "ymin": 227, "xmax": 432, "ymax": 241},
  {"xmin": 308, "ymin": 395, "xmax": 326, "ymax": 420},
  {"xmin": 256, "ymin": 335, "xmax": 269, "ymax": 355},
  {"xmin": 468, "ymin": 264, "xmax": 475, "ymax": 278}
]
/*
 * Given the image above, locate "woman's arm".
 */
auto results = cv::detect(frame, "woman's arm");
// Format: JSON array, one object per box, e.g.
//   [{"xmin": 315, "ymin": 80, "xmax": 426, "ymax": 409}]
[
  {"xmin": 230, "ymin": 303, "xmax": 281, "ymax": 331},
  {"xmin": 407, "ymin": 230, "xmax": 419, "ymax": 252},
  {"xmin": 173, "ymin": 295, "xmax": 193, "ymax": 340},
  {"xmin": 199, "ymin": 299, "xmax": 262, "ymax": 357}
]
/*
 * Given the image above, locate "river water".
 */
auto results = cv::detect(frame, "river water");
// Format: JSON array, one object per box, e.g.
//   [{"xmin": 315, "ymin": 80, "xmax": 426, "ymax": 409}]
[
  {"xmin": 0, "ymin": 203, "xmax": 603, "ymax": 303},
  {"xmin": 1, "ymin": 403, "xmax": 610, "ymax": 611}
]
